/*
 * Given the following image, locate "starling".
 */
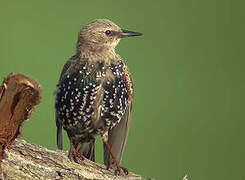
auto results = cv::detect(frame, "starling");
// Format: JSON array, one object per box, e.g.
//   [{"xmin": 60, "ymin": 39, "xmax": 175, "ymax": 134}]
[{"xmin": 55, "ymin": 19, "xmax": 142, "ymax": 175}]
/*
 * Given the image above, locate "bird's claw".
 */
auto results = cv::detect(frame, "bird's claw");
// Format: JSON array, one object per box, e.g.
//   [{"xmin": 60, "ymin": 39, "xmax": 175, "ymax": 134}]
[
  {"xmin": 114, "ymin": 166, "xmax": 128, "ymax": 176},
  {"xmin": 68, "ymin": 148, "xmax": 84, "ymax": 164},
  {"xmin": 106, "ymin": 164, "xmax": 110, "ymax": 170},
  {"xmin": 122, "ymin": 167, "xmax": 129, "ymax": 175}
]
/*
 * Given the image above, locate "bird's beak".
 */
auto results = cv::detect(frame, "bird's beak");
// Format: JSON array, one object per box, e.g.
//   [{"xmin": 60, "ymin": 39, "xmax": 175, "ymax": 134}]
[{"xmin": 119, "ymin": 29, "xmax": 142, "ymax": 38}]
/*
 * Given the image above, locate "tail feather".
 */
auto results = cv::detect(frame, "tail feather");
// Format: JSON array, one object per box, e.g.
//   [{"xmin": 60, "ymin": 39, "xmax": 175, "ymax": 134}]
[
  {"xmin": 57, "ymin": 123, "xmax": 63, "ymax": 150},
  {"xmin": 77, "ymin": 139, "xmax": 95, "ymax": 161}
]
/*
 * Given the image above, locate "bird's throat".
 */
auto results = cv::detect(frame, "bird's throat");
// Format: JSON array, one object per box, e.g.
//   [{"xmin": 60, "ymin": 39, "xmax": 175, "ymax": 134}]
[{"xmin": 78, "ymin": 45, "xmax": 118, "ymax": 63}]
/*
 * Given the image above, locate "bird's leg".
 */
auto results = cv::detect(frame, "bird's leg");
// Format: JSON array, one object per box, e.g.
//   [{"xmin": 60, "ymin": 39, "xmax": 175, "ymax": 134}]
[
  {"xmin": 68, "ymin": 138, "xmax": 84, "ymax": 164},
  {"xmin": 102, "ymin": 133, "xmax": 128, "ymax": 176}
]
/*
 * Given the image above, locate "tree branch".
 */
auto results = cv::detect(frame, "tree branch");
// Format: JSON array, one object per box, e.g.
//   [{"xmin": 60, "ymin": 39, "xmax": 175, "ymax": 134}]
[
  {"xmin": 0, "ymin": 72, "xmax": 41, "ymax": 160},
  {"xmin": 2, "ymin": 139, "xmax": 142, "ymax": 180}
]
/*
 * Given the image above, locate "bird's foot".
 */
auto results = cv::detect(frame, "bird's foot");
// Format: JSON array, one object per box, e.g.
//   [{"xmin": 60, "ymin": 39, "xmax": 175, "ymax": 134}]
[
  {"xmin": 114, "ymin": 166, "xmax": 129, "ymax": 176},
  {"xmin": 105, "ymin": 160, "xmax": 128, "ymax": 175},
  {"xmin": 68, "ymin": 145, "xmax": 84, "ymax": 164},
  {"xmin": 102, "ymin": 133, "xmax": 128, "ymax": 176}
]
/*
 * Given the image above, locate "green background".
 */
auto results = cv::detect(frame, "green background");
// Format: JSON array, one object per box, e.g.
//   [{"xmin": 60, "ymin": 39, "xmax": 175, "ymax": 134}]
[{"xmin": 0, "ymin": 0, "xmax": 245, "ymax": 179}]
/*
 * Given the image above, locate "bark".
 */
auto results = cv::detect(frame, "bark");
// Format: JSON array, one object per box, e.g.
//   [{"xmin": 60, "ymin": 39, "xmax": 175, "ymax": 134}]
[
  {"xmin": 1, "ymin": 139, "xmax": 142, "ymax": 180},
  {"xmin": 0, "ymin": 72, "xmax": 41, "ymax": 160}
]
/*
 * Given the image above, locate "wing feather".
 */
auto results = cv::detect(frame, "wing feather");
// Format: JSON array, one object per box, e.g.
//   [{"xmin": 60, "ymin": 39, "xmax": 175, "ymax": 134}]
[
  {"xmin": 55, "ymin": 56, "xmax": 77, "ymax": 149},
  {"xmin": 104, "ymin": 102, "xmax": 132, "ymax": 168}
]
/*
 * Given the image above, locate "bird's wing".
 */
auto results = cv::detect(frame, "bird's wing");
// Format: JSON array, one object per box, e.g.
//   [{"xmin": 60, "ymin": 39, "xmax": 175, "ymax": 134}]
[
  {"xmin": 103, "ymin": 61, "xmax": 134, "ymax": 168},
  {"xmin": 55, "ymin": 56, "xmax": 77, "ymax": 150},
  {"xmin": 55, "ymin": 58, "xmax": 102, "ymax": 160},
  {"xmin": 104, "ymin": 101, "xmax": 132, "ymax": 168}
]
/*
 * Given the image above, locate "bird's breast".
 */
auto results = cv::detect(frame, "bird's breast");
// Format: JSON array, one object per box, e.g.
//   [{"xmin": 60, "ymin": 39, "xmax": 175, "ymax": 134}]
[{"xmin": 55, "ymin": 59, "xmax": 131, "ymax": 140}]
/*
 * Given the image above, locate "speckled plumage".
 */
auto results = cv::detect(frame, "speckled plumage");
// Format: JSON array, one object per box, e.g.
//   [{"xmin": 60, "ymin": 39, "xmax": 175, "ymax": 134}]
[
  {"xmin": 55, "ymin": 56, "xmax": 132, "ymax": 144},
  {"xmin": 55, "ymin": 19, "xmax": 141, "ymax": 174}
]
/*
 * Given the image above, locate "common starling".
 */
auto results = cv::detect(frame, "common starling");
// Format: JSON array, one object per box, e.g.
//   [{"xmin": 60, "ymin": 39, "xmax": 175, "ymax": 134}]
[{"xmin": 55, "ymin": 19, "xmax": 142, "ymax": 175}]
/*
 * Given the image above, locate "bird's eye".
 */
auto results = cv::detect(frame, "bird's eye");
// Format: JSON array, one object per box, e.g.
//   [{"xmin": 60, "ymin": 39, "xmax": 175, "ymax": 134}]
[{"xmin": 105, "ymin": 30, "xmax": 111, "ymax": 36}]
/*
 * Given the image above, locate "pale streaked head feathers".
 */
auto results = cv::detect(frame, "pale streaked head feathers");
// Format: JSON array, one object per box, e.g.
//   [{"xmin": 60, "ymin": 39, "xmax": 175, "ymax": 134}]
[
  {"xmin": 76, "ymin": 19, "xmax": 142, "ymax": 60},
  {"xmin": 78, "ymin": 19, "xmax": 122, "ymax": 52}
]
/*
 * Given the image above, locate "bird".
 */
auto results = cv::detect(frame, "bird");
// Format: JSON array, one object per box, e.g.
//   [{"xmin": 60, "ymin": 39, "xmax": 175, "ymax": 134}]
[{"xmin": 55, "ymin": 19, "xmax": 142, "ymax": 175}]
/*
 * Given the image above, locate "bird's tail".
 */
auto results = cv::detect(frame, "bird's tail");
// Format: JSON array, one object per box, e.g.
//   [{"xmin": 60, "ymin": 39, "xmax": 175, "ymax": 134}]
[
  {"xmin": 76, "ymin": 139, "xmax": 95, "ymax": 161},
  {"xmin": 57, "ymin": 123, "xmax": 63, "ymax": 150}
]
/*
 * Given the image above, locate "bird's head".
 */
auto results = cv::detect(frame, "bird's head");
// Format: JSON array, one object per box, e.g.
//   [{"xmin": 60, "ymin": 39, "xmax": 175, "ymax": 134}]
[{"xmin": 77, "ymin": 19, "xmax": 142, "ymax": 53}]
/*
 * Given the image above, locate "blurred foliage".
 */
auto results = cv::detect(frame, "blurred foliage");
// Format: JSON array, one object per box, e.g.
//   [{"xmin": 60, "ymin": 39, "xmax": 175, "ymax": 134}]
[{"xmin": 1, "ymin": 0, "xmax": 245, "ymax": 179}]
